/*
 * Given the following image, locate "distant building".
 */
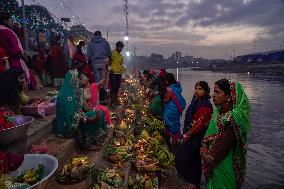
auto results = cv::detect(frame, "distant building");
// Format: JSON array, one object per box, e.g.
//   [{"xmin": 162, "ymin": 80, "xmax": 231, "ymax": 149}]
[
  {"xmin": 172, "ymin": 51, "xmax": 182, "ymax": 60},
  {"xmin": 236, "ymin": 49, "xmax": 284, "ymax": 63}
]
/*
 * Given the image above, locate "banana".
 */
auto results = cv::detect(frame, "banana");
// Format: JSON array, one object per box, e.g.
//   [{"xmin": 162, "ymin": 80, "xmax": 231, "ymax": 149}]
[
  {"xmin": 23, "ymin": 169, "xmax": 37, "ymax": 179},
  {"xmin": 24, "ymin": 174, "xmax": 38, "ymax": 184}
]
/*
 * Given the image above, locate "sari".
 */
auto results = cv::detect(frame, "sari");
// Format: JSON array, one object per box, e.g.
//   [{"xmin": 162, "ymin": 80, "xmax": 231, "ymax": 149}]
[
  {"xmin": 55, "ymin": 69, "xmax": 106, "ymax": 149},
  {"xmin": 50, "ymin": 44, "xmax": 68, "ymax": 86},
  {"xmin": 150, "ymin": 95, "xmax": 163, "ymax": 118},
  {"xmin": 86, "ymin": 83, "xmax": 112, "ymax": 126},
  {"xmin": 201, "ymin": 81, "xmax": 251, "ymax": 189},
  {"xmin": 175, "ymin": 95, "xmax": 212, "ymax": 185},
  {"xmin": 0, "ymin": 25, "xmax": 30, "ymax": 83}
]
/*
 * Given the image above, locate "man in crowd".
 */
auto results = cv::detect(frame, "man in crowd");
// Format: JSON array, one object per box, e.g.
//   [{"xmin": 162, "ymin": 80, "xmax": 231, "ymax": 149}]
[
  {"xmin": 109, "ymin": 41, "xmax": 124, "ymax": 107},
  {"xmin": 87, "ymin": 31, "xmax": 111, "ymax": 101}
]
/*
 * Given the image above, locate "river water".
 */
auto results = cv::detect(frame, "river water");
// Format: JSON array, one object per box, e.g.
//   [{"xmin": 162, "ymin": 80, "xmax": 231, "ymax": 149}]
[{"xmin": 170, "ymin": 68, "xmax": 284, "ymax": 188}]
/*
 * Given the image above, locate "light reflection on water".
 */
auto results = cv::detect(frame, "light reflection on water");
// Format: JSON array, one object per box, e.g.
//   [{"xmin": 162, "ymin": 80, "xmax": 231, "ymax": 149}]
[{"xmin": 171, "ymin": 68, "xmax": 284, "ymax": 188}]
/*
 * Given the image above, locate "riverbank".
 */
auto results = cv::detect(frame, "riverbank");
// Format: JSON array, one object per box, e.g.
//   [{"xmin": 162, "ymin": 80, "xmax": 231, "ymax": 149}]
[{"xmin": 192, "ymin": 62, "xmax": 284, "ymax": 77}]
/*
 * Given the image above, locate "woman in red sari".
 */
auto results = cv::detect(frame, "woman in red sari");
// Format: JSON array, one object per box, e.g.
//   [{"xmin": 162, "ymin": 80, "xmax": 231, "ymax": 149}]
[
  {"xmin": 49, "ymin": 35, "xmax": 68, "ymax": 87},
  {"xmin": 176, "ymin": 81, "xmax": 213, "ymax": 189},
  {"xmin": 72, "ymin": 41, "xmax": 95, "ymax": 83}
]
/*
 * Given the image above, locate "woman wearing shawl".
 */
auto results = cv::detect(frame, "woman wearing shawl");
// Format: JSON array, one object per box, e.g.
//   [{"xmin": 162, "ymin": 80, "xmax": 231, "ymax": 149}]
[
  {"xmin": 176, "ymin": 81, "xmax": 213, "ymax": 189},
  {"xmin": 201, "ymin": 79, "xmax": 251, "ymax": 189},
  {"xmin": 0, "ymin": 12, "xmax": 30, "ymax": 83},
  {"xmin": 163, "ymin": 73, "xmax": 186, "ymax": 149},
  {"xmin": 55, "ymin": 60, "xmax": 107, "ymax": 150},
  {"xmin": 50, "ymin": 35, "xmax": 68, "ymax": 87},
  {"xmin": 72, "ymin": 41, "xmax": 95, "ymax": 83}
]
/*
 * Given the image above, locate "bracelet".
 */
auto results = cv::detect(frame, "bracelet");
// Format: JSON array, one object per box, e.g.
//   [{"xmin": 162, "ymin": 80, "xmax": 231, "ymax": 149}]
[
  {"xmin": 83, "ymin": 116, "xmax": 88, "ymax": 124},
  {"xmin": 200, "ymin": 147, "xmax": 208, "ymax": 155}
]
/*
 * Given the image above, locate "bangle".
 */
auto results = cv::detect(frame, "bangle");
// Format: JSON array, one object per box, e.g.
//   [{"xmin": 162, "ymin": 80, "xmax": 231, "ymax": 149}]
[
  {"xmin": 83, "ymin": 116, "xmax": 88, "ymax": 124},
  {"xmin": 200, "ymin": 147, "xmax": 208, "ymax": 155}
]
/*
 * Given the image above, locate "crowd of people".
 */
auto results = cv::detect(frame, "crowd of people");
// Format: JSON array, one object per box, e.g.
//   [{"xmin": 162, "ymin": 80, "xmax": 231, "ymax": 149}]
[
  {"xmin": 140, "ymin": 69, "xmax": 251, "ymax": 189},
  {"xmin": 0, "ymin": 10, "xmax": 252, "ymax": 189},
  {"xmin": 0, "ymin": 11, "xmax": 126, "ymax": 110}
]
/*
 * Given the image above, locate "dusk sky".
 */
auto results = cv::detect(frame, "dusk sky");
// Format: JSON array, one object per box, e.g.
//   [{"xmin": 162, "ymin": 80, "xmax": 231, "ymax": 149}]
[{"xmin": 22, "ymin": 0, "xmax": 284, "ymax": 59}]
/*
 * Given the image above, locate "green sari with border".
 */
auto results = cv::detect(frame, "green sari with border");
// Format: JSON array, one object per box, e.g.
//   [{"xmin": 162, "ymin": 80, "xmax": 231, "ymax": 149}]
[
  {"xmin": 55, "ymin": 69, "xmax": 106, "ymax": 148},
  {"xmin": 203, "ymin": 81, "xmax": 251, "ymax": 189}
]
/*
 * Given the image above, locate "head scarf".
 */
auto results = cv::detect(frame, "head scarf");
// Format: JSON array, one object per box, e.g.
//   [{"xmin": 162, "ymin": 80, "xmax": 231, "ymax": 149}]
[
  {"xmin": 205, "ymin": 80, "xmax": 251, "ymax": 188},
  {"xmin": 206, "ymin": 81, "xmax": 251, "ymax": 141},
  {"xmin": 159, "ymin": 68, "xmax": 166, "ymax": 77}
]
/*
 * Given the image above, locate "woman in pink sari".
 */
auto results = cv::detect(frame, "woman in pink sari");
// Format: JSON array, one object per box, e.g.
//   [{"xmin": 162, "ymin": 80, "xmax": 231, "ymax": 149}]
[
  {"xmin": 0, "ymin": 12, "xmax": 30, "ymax": 83},
  {"xmin": 80, "ymin": 69, "xmax": 112, "ymax": 127}
]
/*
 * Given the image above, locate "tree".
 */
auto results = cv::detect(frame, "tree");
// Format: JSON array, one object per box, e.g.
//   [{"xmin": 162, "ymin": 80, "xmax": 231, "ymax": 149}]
[
  {"xmin": 69, "ymin": 24, "xmax": 93, "ymax": 42},
  {"xmin": 0, "ymin": 0, "xmax": 18, "ymax": 14},
  {"xmin": 16, "ymin": 4, "xmax": 64, "ymax": 32}
]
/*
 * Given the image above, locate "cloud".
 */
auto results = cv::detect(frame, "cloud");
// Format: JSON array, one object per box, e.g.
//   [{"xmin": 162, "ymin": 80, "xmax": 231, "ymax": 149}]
[{"xmin": 21, "ymin": 0, "xmax": 284, "ymax": 58}]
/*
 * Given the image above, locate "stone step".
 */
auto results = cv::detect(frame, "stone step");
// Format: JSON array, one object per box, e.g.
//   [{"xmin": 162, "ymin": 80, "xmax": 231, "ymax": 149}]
[
  {"xmin": 18, "ymin": 104, "xmax": 122, "ymax": 189},
  {"xmin": 45, "ymin": 127, "xmax": 115, "ymax": 189},
  {"xmin": 36, "ymin": 135, "xmax": 76, "ymax": 189},
  {"xmin": 45, "ymin": 108, "xmax": 122, "ymax": 189}
]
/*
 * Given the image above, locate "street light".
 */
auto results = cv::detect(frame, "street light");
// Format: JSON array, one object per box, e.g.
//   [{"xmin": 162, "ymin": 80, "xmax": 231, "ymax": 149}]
[
  {"xmin": 124, "ymin": 36, "xmax": 129, "ymax": 41},
  {"xmin": 126, "ymin": 51, "xmax": 130, "ymax": 57}
]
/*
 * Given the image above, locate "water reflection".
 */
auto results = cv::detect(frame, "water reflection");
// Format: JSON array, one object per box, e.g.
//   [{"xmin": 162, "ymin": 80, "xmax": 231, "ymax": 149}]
[{"xmin": 170, "ymin": 68, "xmax": 284, "ymax": 188}]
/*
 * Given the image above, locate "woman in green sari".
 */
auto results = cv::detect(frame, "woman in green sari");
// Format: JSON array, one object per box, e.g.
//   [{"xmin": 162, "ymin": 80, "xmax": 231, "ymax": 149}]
[
  {"xmin": 55, "ymin": 60, "xmax": 107, "ymax": 150},
  {"xmin": 201, "ymin": 79, "xmax": 251, "ymax": 189}
]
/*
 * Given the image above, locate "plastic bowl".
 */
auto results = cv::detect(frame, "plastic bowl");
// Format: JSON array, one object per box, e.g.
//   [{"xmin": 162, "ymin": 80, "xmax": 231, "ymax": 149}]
[
  {"xmin": 9, "ymin": 154, "xmax": 58, "ymax": 189},
  {"xmin": 0, "ymin": 116, "xmax": 33, "ymax": 146}
]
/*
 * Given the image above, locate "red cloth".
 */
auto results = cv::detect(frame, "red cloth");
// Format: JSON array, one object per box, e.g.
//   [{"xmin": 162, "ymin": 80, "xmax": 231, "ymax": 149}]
[
  {"xmin": 0, "ymin": 27, "xmax": 23, "ymax": 70},
  {"xmin": 28, "ymin": 69, "xmax": 37, "ymax": 90},
  {"xmin": 0, "ymin": 47, "xmax": 8, "ymax": 74},
  {"xmin": 159, "ymin": 68, "xmax": 166, "ymax": 77},
  {"xmin": 35, "ymin": 49, "xmax": 46, "ymax": 74},
  {"xmin": 50, "ymin": 44, "xmax": 68, "ymax": 78},
  {"xmin": 72, "ymin": 50, "xmax": 87, "ymax": 65},
  {"xmin": 82, "ymin": 65, "xmax": 95, "ymax": 83},
  {"xmin": 72, "ymin": 51, "xmax": 95, "ymax": 83},
  {"xmin": 165, "ymin": 130, "xmax": 181, "ymax": 142},
  {"xmin": 183, "ymin": 106, "xmax": 213, "ymax": 140},
  {"xmin": 149, "ymin": 70, "xmax": 156, "ymax": 75},
  {"xmin": 0, "ymin": 151, "xmax": 24, "ymax": 173}
]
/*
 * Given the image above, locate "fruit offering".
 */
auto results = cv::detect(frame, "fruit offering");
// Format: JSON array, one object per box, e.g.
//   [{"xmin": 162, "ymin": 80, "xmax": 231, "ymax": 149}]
[
  {"xmin": 56, "ymin": 156, "xmax": 94, "ymax": 183},
  {"xmin": 128, "ymin": 174, "xmax": 158, "ymax": 189},
  {"xmin": 145, "ymin": 116, "xmax": 164, "ymax": 133},
  {"xmin": 134, "ymin": 157, "xmax": 158, "ymax": 172},
  {"xmin": 103, "ymin": 144, "xmax": 132, "ymax": 163},
  {"xmin": 95, "ymin": 168, "xmax": 124, "ymax": 188},
  {"xmin": 16, "ymin": 164, "xmax": 44, "ymax": 185}
]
